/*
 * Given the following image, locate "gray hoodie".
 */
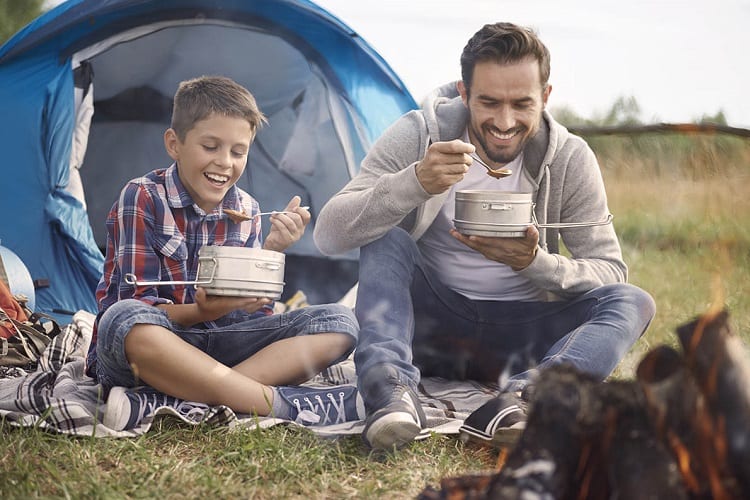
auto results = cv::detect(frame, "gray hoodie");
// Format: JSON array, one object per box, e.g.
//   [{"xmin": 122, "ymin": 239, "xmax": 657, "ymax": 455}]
[{"xmin": 314, "ymin": 82, "xmax": 627, "ymax": 299}]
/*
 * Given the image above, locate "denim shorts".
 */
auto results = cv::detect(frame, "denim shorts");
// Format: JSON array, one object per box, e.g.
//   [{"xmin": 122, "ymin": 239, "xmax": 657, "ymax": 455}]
[{"xmin": 94, "ymin": 298, "xmax": 358, "ymax": 390}]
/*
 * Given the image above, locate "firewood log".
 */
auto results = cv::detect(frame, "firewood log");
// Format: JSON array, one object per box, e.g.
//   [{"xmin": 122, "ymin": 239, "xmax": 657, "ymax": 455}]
[
  {"xmin": 480, "ymin": 364, "xmax": 686, "ymax": 499},
  {"xmin": 676, "ymin": 309, "xmax": 750, "ymax": 498}
]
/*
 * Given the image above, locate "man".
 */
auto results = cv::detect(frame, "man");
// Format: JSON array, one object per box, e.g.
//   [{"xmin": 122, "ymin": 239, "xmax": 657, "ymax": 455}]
[{"xmin": 314, "ymin": 22, "xmax": 656, "ymax": 450}]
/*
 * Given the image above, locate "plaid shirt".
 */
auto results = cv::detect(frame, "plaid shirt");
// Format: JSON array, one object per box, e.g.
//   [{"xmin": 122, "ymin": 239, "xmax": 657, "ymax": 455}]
[{"xmin": 87, "ymin": 165, "xmax": 268, "ymax": 376}]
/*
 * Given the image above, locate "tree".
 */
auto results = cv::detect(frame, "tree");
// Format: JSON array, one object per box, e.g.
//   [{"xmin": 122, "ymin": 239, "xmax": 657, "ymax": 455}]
[
  {"xmin": 598, "ymin": 95, "xmax": 642, "ymax": 126},
  {"xmin": 549, "ymin": 104, "xmax": 593, "ymax": 128},
  {"xmin": 552, "ymin": 95, "xmax": 644, "ymax": 129},
  {"xmin": 0, "ymin": 0, "xmax": 45, "ymax": 45},
  {"xmin": 697, "ymin": 110, "xmax": 728, "ymax": 125}
]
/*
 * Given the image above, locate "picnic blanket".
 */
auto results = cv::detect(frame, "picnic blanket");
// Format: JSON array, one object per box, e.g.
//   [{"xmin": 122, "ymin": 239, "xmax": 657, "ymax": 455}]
[{"xmin": 0, "ymin": 310, "xmax": 501, "ymax": 439}]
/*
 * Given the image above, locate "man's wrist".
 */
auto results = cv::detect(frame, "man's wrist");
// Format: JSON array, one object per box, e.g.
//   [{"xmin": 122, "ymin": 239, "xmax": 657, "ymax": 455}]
[{"xmin": 512, "ymin": 246, "xmax": 538, "ymax": 272}]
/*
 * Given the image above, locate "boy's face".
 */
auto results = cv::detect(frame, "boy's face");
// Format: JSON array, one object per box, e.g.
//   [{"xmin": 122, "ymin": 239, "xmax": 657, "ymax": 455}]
[{"xmin": 164, "ymin": 113, "xmax": 254, "ymax": 213}]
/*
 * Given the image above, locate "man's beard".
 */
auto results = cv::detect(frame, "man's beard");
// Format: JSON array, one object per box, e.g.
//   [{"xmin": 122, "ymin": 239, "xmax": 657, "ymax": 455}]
[{"xmin": 468, "ymin": 113, "xmax": 540, "ymax": 166}]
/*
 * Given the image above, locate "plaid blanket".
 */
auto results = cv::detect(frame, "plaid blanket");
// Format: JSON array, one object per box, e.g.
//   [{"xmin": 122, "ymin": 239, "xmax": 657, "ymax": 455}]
[{"xmin": 0, "ymin": 311, "xmax": 499, "ymax": 438}]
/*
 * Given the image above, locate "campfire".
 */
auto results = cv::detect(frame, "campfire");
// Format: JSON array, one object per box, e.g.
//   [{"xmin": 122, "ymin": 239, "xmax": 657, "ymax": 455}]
[{"xmin": 419, "ymin": 307, "xmax": 750, "ymax": 499}]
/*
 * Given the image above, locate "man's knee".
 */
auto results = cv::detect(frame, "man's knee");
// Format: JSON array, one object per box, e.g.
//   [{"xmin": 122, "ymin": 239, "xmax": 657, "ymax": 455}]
[{"xmin": 617, "ymin": 283, "xmax": 656, "ymax": 321}]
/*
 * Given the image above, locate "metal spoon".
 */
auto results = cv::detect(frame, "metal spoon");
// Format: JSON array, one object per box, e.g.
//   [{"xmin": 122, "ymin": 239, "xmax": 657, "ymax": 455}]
[
  {"xmin": 471, "ymin": 154, "xmax": 512, "ymax": 179},
  {"xmin": 255, "ymin": 206, "xmax": 309, "ymax": 217},
  {"xmin": 224, "ymin": 206, "xmax": 309, "ymax": 222}
]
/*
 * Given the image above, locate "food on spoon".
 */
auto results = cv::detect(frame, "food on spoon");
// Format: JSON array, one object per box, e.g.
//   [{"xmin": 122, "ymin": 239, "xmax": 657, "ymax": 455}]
[{"xmin": 224, "ymin": 208, "xmax": 252, "ymax": 223}]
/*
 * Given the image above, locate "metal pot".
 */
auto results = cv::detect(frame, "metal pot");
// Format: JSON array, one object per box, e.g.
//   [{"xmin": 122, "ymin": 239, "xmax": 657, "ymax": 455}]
[
  {"xmin": 454, "ymin": 190, "xmax": 534, "ymax": 237},
  {"xmin": 453, "ymin": 190, "xmax": 613, "ymax": 237},
  {"xmin": 124, "ymin": 246, "xmax": 286, "ymax": 299}
]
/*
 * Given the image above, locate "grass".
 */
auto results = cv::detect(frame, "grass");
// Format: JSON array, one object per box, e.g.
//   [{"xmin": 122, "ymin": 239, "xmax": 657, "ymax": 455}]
[
  {"xmin": 1, "ymin": 420, "xmax": 497, "ymax": 499},
  {"xmin": 2, "ymin": 133, "xmax": 749, "ymax": 498},
  {"xmin": 601, "ymin": 133, "xmax": 750, "ymax": 379}
]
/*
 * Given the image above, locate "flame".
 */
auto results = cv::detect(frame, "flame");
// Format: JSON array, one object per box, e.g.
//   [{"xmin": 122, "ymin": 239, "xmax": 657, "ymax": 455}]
[
  {"xmin": 495, "ymin": 447, "xmax": 508, "ymax": 472},
  {"xmin": 576, "ymin": 442, "xmax": 594, "ymax": 500},
  {"xmin": 667, "ymin": 433, "xmax": 700, "ymax": 492},
  {"xmin": 698, "ymin": 409, "xmax": 731, "ymax": 500}
]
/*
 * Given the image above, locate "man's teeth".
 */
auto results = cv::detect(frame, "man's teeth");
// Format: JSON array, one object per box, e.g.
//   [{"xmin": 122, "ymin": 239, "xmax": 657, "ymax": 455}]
[
  {"xmin": 205, "ymin": 173, "xmax": 229, "ymax": 183},
  {"xmin": 489, "ymin": 129, "xmax": 518, "ymax": 140}
]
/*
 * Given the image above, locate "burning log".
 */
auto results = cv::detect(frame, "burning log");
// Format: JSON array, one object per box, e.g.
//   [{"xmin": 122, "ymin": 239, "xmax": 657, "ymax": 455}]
[
  {"xmin": 676, "ymin": 309, "xmax": 750, "ymax": 497},
  {"xmin": 591, "ymin": 379, "xmax": 687, "ymax": 500},
  {"xmin": 486, "ymin": 365, "xmax": 601, "ymax": 499},
  {"xmin": 485, "ymin": 366, "xmax": 686, "ymax": 500},
  {"xmin": 419, "ymin": 308, "xmax": 750, "ymax": 500},
  {"xmin": 420, "ymin": 364, "xmax": 686, "ymax": 499},
  {"xmin": 636, "ymin": 345, "xmax": 709, "ymax": 495}
]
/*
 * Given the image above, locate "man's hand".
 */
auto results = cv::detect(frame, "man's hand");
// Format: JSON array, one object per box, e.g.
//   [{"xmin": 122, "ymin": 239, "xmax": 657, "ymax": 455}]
[
  {"xmin": 450, "ymin": 225, "xmax": 540, "ymax": 271},
  {"xmin": 262, "ymin": 195, "xmax": 311, "ymax": 252},
  {"xmin": 416, "ymin": 140, "xmax": 474, "ymax": 194}
]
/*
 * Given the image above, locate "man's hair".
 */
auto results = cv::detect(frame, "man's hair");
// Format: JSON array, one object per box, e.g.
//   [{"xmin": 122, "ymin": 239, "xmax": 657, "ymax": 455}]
[
  {"xmin": 171, "ymin": 75, "xmax": 267, "ymax": 140},
  {"xmin": 460, "ymin": 22, "xmax": 551, "ymax": 92}
]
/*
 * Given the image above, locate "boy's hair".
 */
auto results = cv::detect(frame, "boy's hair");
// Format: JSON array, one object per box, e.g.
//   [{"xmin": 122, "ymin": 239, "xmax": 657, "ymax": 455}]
[
  {"xmin": 460, "ymin": 22, "xmax": 551, "ymax": 93},
  {"xmin": 170, "ymin": 75, "xmax": 267, "ymax": 141}
]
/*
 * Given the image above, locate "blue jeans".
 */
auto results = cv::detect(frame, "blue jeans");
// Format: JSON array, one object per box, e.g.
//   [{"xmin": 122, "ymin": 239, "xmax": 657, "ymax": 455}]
[
  {"xmin": 354, "ymin": 228, "xmax": 656, "ymax": 406},
  {"xmin": 95, "ymin": 299, "xmax": 358, "ymax": 391}
]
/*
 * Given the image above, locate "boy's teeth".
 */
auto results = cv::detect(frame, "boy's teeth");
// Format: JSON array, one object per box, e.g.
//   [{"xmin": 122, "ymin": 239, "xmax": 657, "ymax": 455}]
[{"xmin": 205, "ymin": 173, "xmax": 229, "ymax": 182}]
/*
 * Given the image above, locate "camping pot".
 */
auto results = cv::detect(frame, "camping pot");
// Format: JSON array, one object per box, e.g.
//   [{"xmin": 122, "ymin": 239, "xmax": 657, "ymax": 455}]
[
  {"xmin": 453, "ymin": 190, "xmax": 613, "ymax": 237},
  {"xmin": 124, "ymin": 246, "xmax": 285, "ymax": 299}
]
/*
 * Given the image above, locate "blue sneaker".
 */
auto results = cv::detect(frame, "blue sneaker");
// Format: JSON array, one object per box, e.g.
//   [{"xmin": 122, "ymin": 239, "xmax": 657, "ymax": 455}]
[
  {"xmin": 276, "ymin": 385, "xmax": 365, "ymax": 425},
  {"xmin": 104, "ymin": 386, "xmax": 209, "ymax": 431}
]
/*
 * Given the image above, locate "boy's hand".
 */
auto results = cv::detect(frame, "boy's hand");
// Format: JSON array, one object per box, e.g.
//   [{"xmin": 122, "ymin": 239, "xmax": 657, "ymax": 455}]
[
  {"xmin": 262, "ymin": 195, "xmax": 311, "ymax": 252},
  {"xmin": 194, "ymin": 287, "xmax": 272, "ymax": 321}
]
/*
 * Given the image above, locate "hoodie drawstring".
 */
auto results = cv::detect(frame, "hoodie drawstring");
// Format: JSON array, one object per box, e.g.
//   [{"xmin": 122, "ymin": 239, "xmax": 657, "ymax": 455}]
[{"xmin": 537, "ymin": 163, "xmax": 551, "ymax": 252}]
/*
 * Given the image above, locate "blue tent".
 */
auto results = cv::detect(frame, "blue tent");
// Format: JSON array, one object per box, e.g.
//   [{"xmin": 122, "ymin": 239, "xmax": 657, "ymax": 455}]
[{"xmin": 0, "ymin": 0, "xmax": 416, "ymax": 320}]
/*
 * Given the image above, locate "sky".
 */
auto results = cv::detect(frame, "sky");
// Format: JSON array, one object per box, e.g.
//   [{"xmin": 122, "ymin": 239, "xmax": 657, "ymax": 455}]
[
  {"xmin": 41, "ymin": 0, "xmax": 749, "ymax": 127},
  {"xmin": 313, "ymin": 0, "xmax": 749, "ymax": 128}
]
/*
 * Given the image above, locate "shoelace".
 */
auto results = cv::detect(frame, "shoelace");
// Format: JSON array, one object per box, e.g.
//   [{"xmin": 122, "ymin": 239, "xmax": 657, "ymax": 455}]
[
  {"xmin": 135, "ymin": 392, "xmax": 209, "ymax": 423},
  {"xmin": 291, "ymin": 391, "xmax": 348, "ymax": 425}
]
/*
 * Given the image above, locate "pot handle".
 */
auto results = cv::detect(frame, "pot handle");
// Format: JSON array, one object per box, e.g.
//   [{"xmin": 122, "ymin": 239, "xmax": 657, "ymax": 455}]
[
  {"xmin": 255, "ymin": 262, "xmax": 282, "ymax": 271},
  {"xmin": 124, "ymin": 258, "xmax": 218, "ymax": 287},
  {"xmin": 533, "ymin": 212, "xmax": 613, "ymax": 229},
  {"xmin": 483, "ymin": 203, "xmax": 514, "ymax": 211}
]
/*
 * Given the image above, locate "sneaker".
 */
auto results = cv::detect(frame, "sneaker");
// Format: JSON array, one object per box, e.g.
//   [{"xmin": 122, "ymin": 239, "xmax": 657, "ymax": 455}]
[
  {"xmin": 276, "ymin": 384, "xmax": 365, "ymax": 426},
  {"xmin": 103, "ymin": 386, "xmax": 208, "ymax": 431},
  {"xmin": 459, "ymin": 392, "xmax": 527, "ymax": 448},
  {"xmin": 362, "ymin": 384, "xmax": 426, "ymax": 450}
]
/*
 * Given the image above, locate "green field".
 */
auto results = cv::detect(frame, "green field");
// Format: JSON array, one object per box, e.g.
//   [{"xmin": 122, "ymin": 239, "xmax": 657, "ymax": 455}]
[
  {"xmin": 2, "ymin": 133, "xmax": 749, "ymax": 499},
  {"xmin": 599, "ymin": 132, "xmax": 750, "ymax": 379}
]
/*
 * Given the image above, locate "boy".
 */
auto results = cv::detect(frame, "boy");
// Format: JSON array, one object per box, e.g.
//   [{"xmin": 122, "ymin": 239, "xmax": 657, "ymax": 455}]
[{"xmin": 86, "ymin": 76, "xmax": 362, "ymax": 431}]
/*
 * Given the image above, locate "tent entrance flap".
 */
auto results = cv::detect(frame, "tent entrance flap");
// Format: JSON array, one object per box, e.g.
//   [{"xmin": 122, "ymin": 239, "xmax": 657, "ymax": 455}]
[
  {"xmin": 77, "ymin": 22, "xmax": 364, "ymax": 261},
  {"xmin": 0, "ymin": 0, "xmax": 417, "ymax": 315}
]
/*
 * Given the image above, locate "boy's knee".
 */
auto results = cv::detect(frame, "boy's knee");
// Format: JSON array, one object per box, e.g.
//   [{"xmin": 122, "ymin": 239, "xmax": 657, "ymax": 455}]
[{"xmin": 314, "ymin": 303, "xmax": 359, "ymax": 335}]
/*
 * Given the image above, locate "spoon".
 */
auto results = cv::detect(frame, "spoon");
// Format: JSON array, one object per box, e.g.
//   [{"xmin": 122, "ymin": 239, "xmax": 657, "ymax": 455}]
[
  {"xmin": 471, "ymin": 154, "xmax": 513, "ymax": 179},
  {"xmin": 224, "ymin": 206, "xmax": 309, "ymax": 222}
]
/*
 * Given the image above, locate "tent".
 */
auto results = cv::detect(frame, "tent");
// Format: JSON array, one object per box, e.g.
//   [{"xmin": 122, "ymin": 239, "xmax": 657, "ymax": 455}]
[{"xmin": 0, "ymin": 0, "xmax": 417, "ymax": 321}]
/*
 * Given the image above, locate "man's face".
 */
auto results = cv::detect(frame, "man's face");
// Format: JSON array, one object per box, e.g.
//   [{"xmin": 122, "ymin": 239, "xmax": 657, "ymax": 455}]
[
  {"xmin": 164, "ymin": 113, "xmax": 253, "ymax": 213},
  {"xmin": 459, "ymin": 58, "xmax": 551, "ymax": 166}
]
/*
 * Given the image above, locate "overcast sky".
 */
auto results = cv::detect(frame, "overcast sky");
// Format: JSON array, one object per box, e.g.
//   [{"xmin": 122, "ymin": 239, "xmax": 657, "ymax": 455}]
[
  {"xmin": 315, "ymin": 0, "xmax": 749, "ymax": 127},
  {"xmin": 42, "ymin": 0, "xmax": 749, "ymax": 127}
]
